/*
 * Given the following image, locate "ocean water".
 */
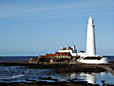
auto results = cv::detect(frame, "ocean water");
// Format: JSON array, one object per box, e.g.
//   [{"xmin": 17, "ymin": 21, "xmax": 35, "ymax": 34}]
[
  {"xmin": 104, "ymin": 56, "xmax": 114, "ymax": 61},
  {"xmin": 0, "ymin": 56, "xmax": 36, "ymax": 62},
  {"xmin": 0, "ymin": 56, "xmax": 114, "ymax": 86}
]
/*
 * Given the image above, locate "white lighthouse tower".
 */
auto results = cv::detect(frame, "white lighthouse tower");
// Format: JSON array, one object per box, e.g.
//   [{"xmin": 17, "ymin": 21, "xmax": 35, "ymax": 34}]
[
  {"xmin": 86, "ymin": 17, "xmax": 96, "ymax": 56},
  {"xmin": 77, "ymin": 17, "xmax": 108, "ymax": 64}
]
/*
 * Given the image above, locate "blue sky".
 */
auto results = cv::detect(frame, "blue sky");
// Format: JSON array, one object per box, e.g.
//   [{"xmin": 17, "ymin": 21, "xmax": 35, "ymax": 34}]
[{"xmin": 0, "ymin": 0, "xmax": 114, "ymax": 56}]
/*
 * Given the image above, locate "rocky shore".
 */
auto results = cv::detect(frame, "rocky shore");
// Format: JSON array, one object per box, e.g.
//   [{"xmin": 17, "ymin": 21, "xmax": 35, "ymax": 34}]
[
  {"xmin": 0, "ymin": 61, "xmax": 114, "ymax": 73},
  {"xmin": 0, "ymin": 61, "xmax": 114, "ymax": 86},
  {"xmin": 0, "ymin": 81, "xmax": 100, "ymax": 86}
]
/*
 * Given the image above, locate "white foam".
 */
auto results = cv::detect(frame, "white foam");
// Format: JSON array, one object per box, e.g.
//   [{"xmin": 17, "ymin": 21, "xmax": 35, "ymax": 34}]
[{"xmin": 8, "ymin": 74, "xmax": 25, "ymax": 79}]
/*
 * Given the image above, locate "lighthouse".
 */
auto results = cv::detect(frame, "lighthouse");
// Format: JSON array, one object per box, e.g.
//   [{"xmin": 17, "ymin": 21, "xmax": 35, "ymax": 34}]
[
  {"xmin": 86, "ymin": 17, "xmax": 96, "ymax": 56},
  {"xmin": 77, "ymin": 17, "xmax": 108, "ymax": 64}
]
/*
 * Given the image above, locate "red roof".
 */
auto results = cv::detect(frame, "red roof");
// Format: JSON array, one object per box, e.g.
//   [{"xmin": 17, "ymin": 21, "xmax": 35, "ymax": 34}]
[
  {"xmin": 55, "ymin": 52, "xmax": 70, "ymax": 55},
  {"xmin": 46, "ymin": 53, "xmax": 56, "ymax": 56},
  {"xmin": 39, "ymin": 52, "xmax": 71, "ymax": 57}
]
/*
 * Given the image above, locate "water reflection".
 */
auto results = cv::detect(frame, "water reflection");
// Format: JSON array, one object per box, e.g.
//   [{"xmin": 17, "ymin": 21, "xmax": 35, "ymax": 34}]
[
  {"xmin": 0, "ymin": 66, "xmax": 114, "ymax": 85},
  {"xmin": 69, "ymin": 72, "xmax": 96, "ymax": 84},
  {"xmin": 69, "ymin": 72, "xmax": 114, "ymax": 85}
]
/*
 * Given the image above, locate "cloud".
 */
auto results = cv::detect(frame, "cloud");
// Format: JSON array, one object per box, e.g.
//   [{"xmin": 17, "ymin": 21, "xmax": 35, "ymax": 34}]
[{"xmin": 0, "ymin": 0, "xmax": 114, "ymax": 21}]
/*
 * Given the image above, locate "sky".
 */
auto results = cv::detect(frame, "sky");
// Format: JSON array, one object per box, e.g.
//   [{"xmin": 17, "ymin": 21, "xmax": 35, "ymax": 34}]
[{"xmin": 0, "ymin": 0, "xmax": 114, "ymax": 56}]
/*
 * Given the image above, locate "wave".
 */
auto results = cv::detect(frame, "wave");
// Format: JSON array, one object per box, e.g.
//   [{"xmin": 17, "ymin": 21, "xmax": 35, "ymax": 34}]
[{"xmin": 8, "ymin": 74, "xmax": 25, "ymax": 79}]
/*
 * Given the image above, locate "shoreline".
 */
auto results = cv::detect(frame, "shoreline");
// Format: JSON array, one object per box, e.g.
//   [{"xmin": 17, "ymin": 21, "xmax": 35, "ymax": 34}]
[
  {"xmin": 0, "ymin": 61, "xmax": 114, "ymax": 73},
  {"xmin": 0, "ymin": 81, "xmax": 99, "ymax": 86},
  {"xmin": 0, "ymin": 61, "xmax": 114, "ymax": 85}
]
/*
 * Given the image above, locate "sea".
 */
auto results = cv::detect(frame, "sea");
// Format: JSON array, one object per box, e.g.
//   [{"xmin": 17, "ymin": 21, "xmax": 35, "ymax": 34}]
[{"xmin": 0, "ymin": 56, "xmax": 114, "ymax": 86}]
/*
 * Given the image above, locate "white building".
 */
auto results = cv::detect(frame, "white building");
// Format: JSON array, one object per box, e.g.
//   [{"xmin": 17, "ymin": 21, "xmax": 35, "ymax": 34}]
[
  {"xmin": 86, "ymin": 17, "xmax": 96, "ymax": 56},
  {"xmin": 56, "ymin": 17, "xmax": 108, "ymax": 64},
  {"xmin": 59, "ymin": 45, "xmax": 77, "ymax": 56},
  {"xmin": 77, "ymin": 17, "xmax": 109, "ymax": 64}
]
